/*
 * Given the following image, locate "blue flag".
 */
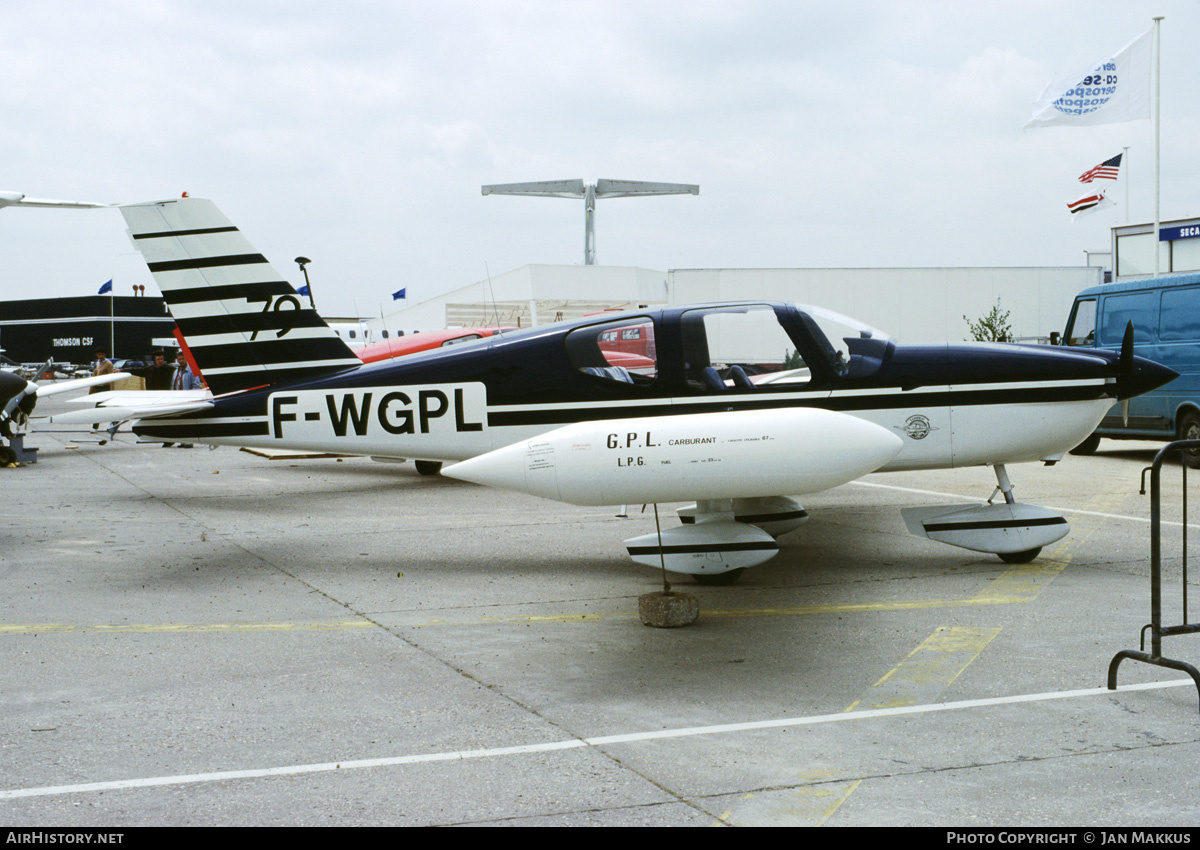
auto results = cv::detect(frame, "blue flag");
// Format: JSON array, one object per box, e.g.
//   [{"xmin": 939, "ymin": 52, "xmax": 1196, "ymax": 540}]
[
  {"xmin": 392, "ymin": 288, "xmax": 406, "ymax": 300},
  {"xmin": 97, "ymin": 279, "xmax": 113, "ymax": 295},
  {"xmin": 297, "ymin": 285, "xmax": 310, "ymax": 296}
]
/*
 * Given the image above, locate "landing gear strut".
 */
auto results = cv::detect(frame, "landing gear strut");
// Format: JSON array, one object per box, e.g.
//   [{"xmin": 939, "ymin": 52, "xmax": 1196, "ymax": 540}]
[{"xmin": 987, "ymin": 464, "xmax": 1042, "ymax": 563}]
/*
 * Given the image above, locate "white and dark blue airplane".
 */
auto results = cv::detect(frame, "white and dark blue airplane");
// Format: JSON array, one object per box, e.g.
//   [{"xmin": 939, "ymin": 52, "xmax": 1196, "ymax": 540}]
[{"xmin": 65, "ymin": 197, "xmax": 1175, "ymax": 583}]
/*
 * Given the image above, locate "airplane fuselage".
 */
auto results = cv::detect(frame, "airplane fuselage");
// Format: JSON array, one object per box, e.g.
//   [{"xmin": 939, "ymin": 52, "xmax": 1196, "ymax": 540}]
[{"xmin": 132, "ymin": 302, "xmax": 1169, "ymax": 477}]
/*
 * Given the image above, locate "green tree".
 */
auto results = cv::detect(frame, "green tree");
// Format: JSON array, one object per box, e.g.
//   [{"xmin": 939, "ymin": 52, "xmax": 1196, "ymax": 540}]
[{"xmin": 964, "ymin": 298, "xmax": 1013, "ymax": 343}]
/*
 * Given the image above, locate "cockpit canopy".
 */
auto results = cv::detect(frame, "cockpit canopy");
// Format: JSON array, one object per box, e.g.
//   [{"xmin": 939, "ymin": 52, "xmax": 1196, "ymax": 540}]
[{"xmin": 564, "ymin": 302, "xmax": 891, "ymax": 391}]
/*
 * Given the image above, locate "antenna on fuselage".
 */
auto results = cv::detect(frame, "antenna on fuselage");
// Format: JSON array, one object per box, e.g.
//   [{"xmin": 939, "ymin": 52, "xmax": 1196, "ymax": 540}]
[{"xmin": 484, "ymin": 262, "xmax": 500, "ymax": 330}]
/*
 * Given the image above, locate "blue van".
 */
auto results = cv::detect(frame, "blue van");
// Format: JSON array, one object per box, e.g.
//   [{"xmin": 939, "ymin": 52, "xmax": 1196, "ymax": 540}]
[{"xmin": 1063, "ymin": 271, "xmax": 1200, "ymax": 464}]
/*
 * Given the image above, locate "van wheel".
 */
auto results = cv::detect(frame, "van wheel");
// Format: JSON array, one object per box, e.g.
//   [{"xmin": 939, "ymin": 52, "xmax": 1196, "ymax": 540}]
[
  {"xmin": 1069, "ymin": 432, "xmax": 1101, "ymax": 456},
  {"xmin": 1177, "ymin": 411, "xmax": 1200, "ymax": 469}
]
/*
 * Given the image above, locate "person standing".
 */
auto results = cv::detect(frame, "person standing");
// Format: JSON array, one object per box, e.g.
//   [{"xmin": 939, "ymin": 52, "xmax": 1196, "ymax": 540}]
[
  {"xmin": 131, "ymin": 351, "xmax": 174, "ymax": 390},
  {"xmin": 171, "ymin": 351, "xmax": 203, "ymax": 391},
  {"xmin": 169, "ymin": 351, "xmax": 203, "ymax": 448},
  {"xmin": 90, "ymin": 348, "xmax": 115, "ymax": 394},
  {"xmin": 90, "ymin": 347, "xmax": 116, "ymax": 430},
  {"xmin": 130, "ymin": 352, "xmax": 177, "ymax": 445}
]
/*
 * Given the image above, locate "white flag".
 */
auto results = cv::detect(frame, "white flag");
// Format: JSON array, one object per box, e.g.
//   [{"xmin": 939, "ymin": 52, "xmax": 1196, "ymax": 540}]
[
  {"xmin": 1067, "ymin": 189, "xmax": 1116, "ymax": 220},
  {"xmin": 1025, "ymin": 29, "xmax": 1152, "ymax": 129}
]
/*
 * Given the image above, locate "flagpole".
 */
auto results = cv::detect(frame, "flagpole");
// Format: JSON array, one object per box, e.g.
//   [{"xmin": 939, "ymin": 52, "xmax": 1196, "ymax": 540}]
[
  {"xmin": 1153, "ymin": 16, "xmax": 1163, "ymax": 277},
  {"xmin": 1123, "ymin": 146, "xmax": 1130, "ymax": 224}
]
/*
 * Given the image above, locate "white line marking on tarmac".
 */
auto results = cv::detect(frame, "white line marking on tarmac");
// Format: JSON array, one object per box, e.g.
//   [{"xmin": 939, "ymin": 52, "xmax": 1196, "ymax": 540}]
[
  {"xmin": 852, "ymin": 480, "xmax": 1200, "ymax": 530},
  {"xmin": 1, "ymin": 680, "xmax": 1192, "ymax": 801}
]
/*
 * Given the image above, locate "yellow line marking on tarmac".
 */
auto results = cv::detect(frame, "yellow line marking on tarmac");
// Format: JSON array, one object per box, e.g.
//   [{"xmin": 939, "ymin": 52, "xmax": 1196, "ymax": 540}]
[
  {"xmin": 0, "ymin": 620, "xmax": 374, "ymax": 635},
  {"xmin": 968, "ymin": 560, "xmax": 1066, "ymax": 605},
  {"xmin": 819, "ymin": 493, "xmax": 1128, "ymax": 821},
  {"xmin": 714, "ymin": 780, "xmax": 863, "ymax": 827},
  {"xmin": 444, "ymin": 587, "xmax": 1046, "ymax": 628},
  {"xmin": 1, "ymin": 570, "xmax": 1064, "ymax": 636},
  {"xmin": 857, "ymin": 626, "xmax": 1002, "ymax": 710},
  {"xmin": 4, "ymin": 492, "xmax": 1119, "ymax": 637}
]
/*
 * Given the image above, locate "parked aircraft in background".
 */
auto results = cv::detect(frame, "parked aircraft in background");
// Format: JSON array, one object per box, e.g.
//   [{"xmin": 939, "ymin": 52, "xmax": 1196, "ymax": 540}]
[
  {"xmin": 356, "ymin": 327, "xmax": 511, "ymax": 364},
  {"xmin": 0, "ymin": 191, "xmax": 108, "ymax": 210},
  {"xmin": 0, "ymin": 369, "xmax": 129, "ymax": 463},
  {"xmin": 58, "ymin": 197, "xmax": 1177, "ymax": 583}
]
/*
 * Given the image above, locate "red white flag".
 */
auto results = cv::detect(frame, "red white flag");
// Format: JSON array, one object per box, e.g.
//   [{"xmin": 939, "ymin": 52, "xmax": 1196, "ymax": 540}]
[{"xmin": 1067, "ymin": 190, "xmax": 1115, "ymax": 218}]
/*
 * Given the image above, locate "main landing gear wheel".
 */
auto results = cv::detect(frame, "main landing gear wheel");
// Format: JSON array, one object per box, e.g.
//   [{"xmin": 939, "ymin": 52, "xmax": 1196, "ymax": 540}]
[
  {"xmin": 415, "ymin": 460, "xmax": 443, "ymax": 476},
  {"xmin": 1069, "ymin": 432, "xmax": 1101, "ymax": 456},
  {"xmin": 1178, "ymin": 411, "xmax": 1200, "ymax": 470},
  {"xmin": 692, "ymin": 568, "xmax": 746, "ymax": 586},
  {"xmin": 998, "ymin": 547, "xmax": 1041, "ymax": 564},
  {"xmin": 0, "ymin": 445, "xmax": 16, "ymax": 465}
]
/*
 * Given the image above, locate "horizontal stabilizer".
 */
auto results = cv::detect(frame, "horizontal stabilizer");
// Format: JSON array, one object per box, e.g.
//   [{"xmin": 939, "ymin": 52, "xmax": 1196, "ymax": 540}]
[
  {"xmin": 67, "ymin": 389, "xmax": 211, "ymax": 406},
  {"xmin": 34, "ymin": 372, "xmax": 130, "ymax": 398},
  {"xmin": 49, "ymin": 402, "xmax": 213, "ymax": 424}
]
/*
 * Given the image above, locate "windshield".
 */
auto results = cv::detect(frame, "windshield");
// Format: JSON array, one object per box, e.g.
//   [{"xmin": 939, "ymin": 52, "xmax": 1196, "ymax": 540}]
[{"xmin": 796, "ymin": 304, "xmax": 889, "ymax": 344}]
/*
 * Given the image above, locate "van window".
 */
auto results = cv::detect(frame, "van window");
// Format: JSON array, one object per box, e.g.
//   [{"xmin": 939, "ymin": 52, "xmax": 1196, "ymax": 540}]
[
  {"xmin": 1066, "ymin": 299, "xmax": 1096, "ymax": 346},
  {"xmin": 1160, "ymin": 287, "xmax": 1200, "ymax": 342},
  {"xmin": 1100, "ymin": 292, "xmax": 1157, "ymax": 346}
]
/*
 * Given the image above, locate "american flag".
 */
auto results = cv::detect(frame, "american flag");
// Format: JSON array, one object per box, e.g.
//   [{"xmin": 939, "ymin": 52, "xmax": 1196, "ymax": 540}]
[{"xmin": 1079, "ymin": 153, "xmax": 1123, "ymax": 183}]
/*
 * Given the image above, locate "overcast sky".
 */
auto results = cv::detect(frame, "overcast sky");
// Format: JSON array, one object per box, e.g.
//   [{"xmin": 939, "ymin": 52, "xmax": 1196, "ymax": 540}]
[{"xmin": 1, "ymin": 1, "xmax": 1196, "ymax": 315}]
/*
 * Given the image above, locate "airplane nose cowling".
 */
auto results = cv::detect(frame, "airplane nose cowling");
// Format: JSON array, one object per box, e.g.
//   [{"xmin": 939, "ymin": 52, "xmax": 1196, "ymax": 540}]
[
  {"xmin": 0, "ymin": 371, "xmax": 36, "ymax": 419},
  {"xmin": 1118, "ymin": 354, "xmax": 1178, "ymax": 400}
]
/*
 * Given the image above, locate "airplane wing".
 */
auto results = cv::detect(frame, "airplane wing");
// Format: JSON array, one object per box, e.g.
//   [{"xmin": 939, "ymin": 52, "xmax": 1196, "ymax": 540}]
[
  {"xmin": 0, "ymin": 191, "xmax": 109, "ymax": 209},
  {"xmin": 48, "ymin": 401, "xmax": 214, "ymax": 425}
]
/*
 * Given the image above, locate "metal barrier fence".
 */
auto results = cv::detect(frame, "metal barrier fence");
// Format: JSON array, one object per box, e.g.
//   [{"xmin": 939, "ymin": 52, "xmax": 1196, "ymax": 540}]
[{"xmin": 1108, "ymin": 439, "xmax": 1200, "ymax": 711}]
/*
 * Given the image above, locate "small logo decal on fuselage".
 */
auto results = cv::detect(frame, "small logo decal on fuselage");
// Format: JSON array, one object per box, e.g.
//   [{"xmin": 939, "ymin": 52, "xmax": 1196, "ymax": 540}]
[{"xmin": 895, "ymin": 414, "xmax": 938, "ymax": 440}]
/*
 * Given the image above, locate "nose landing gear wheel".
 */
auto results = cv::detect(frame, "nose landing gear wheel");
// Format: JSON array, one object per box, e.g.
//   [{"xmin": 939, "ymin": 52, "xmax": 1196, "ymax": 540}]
[
  {"xmin": 692, "ymin": 568, "xmax": 746, "ymax": 586},
  {"xmin": 998, "ymin": 547, "xmax": 1041, "ymax": 564}
]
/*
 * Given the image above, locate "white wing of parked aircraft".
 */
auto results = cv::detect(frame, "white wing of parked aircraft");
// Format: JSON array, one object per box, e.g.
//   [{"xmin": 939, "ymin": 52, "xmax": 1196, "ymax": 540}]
[{"xmin": 0, "ymin": 191, "xmax": 109, "ymax": 209}]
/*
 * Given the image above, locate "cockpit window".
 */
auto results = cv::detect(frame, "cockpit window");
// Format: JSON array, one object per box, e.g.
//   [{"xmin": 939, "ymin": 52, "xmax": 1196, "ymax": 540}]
[
  {"xmin": 565, "ymin": 317, "xmax": 657, "ymax": 384},
  {"xmin": 680, "ymin": 304, "xmax": 810, "ymax": 391}
]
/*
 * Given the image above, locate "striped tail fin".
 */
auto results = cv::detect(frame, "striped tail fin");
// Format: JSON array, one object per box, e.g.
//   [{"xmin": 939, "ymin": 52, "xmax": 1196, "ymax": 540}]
[{"xmin": 120, "ymin": 198, "xmax": 362, "ymax": 395}]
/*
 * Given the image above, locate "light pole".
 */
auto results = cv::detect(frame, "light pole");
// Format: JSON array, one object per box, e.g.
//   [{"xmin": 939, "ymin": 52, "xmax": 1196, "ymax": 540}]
[{"xmin": 482, "ymin": 179, "xmax": 699, "ymax": 265}]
